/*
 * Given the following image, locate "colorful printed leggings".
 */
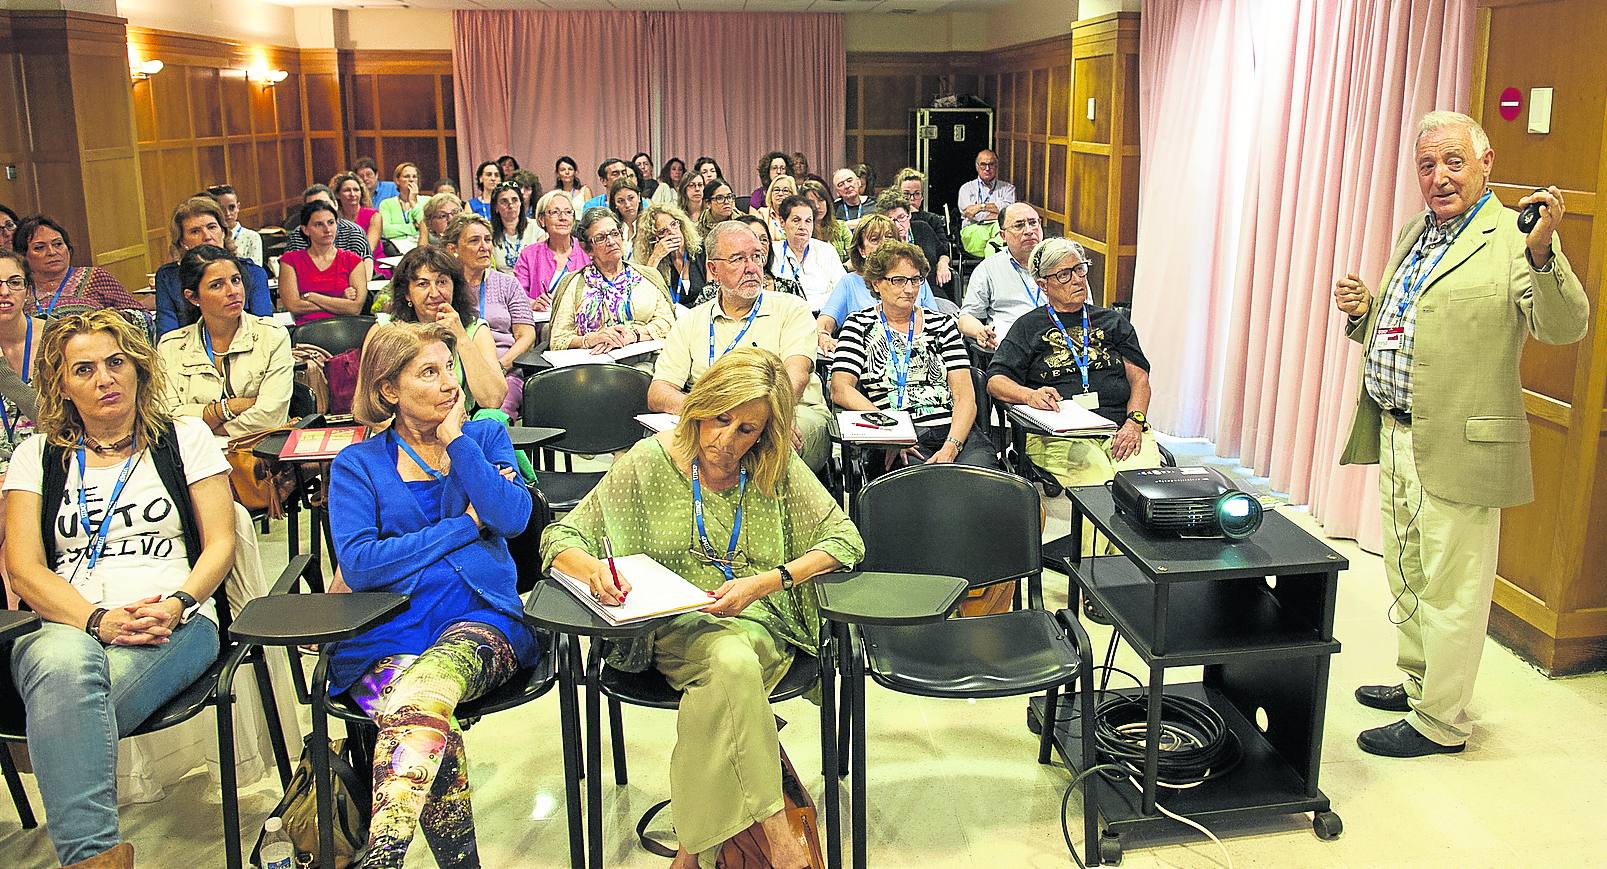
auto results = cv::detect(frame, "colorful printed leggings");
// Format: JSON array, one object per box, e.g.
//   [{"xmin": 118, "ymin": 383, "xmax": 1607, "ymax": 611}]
[{"xmin": 346, "ymin": 622, "xmax": 517, "ymax": 868}]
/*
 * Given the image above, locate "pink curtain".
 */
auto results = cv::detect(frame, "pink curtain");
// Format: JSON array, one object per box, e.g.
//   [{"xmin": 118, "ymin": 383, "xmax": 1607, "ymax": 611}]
[
  {"xmin": 654, "ymin": 13, "xmax": 845, "ymax": 187},
  {"xmin": 452, "ymin": 11, "xmax": 844, "ymax": 199},
  {"xmin": 1130, "ymin": 0, "xmax": 1474, "ymax": 548},
  {"xmin": 452, "ymin": 10, "xmax": 653, "ymax": 197}
]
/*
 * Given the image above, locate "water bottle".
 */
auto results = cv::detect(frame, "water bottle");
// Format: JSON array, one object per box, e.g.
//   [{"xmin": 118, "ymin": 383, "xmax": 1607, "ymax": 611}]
[{"xmin": 260, "ymin": 816, "xmax": 295, "ymax": 869}]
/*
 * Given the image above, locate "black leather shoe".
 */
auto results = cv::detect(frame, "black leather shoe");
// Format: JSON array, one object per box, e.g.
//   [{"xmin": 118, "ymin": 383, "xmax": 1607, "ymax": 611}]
[
  {"xmin": 1357, "ymin": 720, "xmax": 1464, "ymax": 758},
  {"xmin": 1355, "ymin": 684, "xmax": 1410, "ymax": 712}
]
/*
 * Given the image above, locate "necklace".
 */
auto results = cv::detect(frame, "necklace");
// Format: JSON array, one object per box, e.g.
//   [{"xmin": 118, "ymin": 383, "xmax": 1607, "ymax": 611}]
[{"xmin": 83, "ymin": 432, "xmax": 135, "ymax": 455}]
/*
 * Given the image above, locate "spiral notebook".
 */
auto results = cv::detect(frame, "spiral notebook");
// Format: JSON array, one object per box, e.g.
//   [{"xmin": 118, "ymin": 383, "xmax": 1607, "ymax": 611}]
[{"xmin": 551, "ymin": 553, "xmax": 710, "ymax": 625}]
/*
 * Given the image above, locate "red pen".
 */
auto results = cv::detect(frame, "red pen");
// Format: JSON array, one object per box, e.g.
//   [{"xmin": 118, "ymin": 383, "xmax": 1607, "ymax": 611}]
[
  {"xmin": 602, "ymin": 536, "xmax": 626, "ymax": 605},
  {"xmin": 852, "ymin": 422, "xmax": 880, "ymax": 429}
]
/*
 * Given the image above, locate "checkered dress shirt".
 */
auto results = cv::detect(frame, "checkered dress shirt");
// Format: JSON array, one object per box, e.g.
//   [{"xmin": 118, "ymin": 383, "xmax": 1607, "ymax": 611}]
[{"xmin": 1363, "ymin": 213, "xmax": 1460, "ymax": 413}]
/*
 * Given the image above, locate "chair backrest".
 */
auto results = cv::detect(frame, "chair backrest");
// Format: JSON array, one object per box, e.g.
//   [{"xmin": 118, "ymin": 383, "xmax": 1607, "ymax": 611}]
[
  {"xmin": 291, "ymin": 315, "xmax": 376, "ymax": 357},
  {"xmin": 858, "ymin": 463, "xmax": 1040, "ymax": 589},
  {"xmin": 508, "ymin": 484, "xmax": 550, "ymax": 595},
  {"xmin": 969, "ymin": 364, "xmax": 992, "ymax": 433},
  {"xmin": 522, "ymin": 363, "xmax": 652, "ymax": 455}
]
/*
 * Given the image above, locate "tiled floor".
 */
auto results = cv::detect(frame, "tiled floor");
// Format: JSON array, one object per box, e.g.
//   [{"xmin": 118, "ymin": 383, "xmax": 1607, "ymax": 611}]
[{"xmin": 3, "ymin": 448, "xmax": 1605, "ymax": 868}]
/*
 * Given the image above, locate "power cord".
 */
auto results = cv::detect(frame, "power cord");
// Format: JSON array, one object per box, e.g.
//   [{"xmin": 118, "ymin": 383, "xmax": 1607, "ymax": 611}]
[
  {"xmin": 1385, "ymin": 419, "xmax": 1426, "ymax": 626},
  {"xmin": 1060, "ymin": 761, "xmax": 1237, "ymax": 869}
]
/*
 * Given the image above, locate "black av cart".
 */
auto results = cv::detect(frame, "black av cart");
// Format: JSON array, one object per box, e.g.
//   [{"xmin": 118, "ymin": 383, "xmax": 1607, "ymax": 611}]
[{"xmin": 1031, "ymin": 485, "xmax": 1347, "ymax": 864}]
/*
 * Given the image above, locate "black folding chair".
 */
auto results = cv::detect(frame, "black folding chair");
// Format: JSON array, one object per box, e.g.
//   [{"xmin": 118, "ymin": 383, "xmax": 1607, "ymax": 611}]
[
  {"xmin": 289, "ymin": 315, "xmax": 377, "ymax": 358},
  {"xmin": 0, "ymin": 546, "xmax": 295, "ymax": 868},
  {"xmin": 824, "ymin": 463, "xmax": 1098, "ymax": 868},
  {"xmin": 521, "ymin": 363, "xmax": 652, "ymax": 511},
  {"xmin": 230, "ymin": 487, "xmax": 585, "ymax": 869}
]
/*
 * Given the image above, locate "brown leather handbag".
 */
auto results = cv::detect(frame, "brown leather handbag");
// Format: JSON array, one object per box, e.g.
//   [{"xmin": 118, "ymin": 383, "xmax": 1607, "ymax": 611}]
[{"xmin": 225, "ymin": 424, "xmax": 299, "ymax": 516}]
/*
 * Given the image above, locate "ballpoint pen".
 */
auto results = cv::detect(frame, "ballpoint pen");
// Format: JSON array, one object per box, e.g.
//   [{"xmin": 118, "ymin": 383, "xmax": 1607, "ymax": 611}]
[{"xmin": 602, "ymin": 535, "xmax": 625, "ymax": 605}]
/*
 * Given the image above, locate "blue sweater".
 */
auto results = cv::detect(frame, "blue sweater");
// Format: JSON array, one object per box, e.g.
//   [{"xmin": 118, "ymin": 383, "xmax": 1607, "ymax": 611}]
[
  {"xmin": 327, "ymin": 418, "xmax": 536, "ymax": 693},
  {"xmin": 154, "ymin": 259, "xmax": 275, "ymax": 338}
]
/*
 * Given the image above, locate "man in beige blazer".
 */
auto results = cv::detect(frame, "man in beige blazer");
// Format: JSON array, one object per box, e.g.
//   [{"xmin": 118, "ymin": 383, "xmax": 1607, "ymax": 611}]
[{"xmin": 1333, "ymin": 111, "xmax": 1588, "ymax": 757}]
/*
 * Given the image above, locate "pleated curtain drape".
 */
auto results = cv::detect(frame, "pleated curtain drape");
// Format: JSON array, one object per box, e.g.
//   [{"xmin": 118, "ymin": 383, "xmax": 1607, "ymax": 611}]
[
  {"xmin": 1129, "ymin": 0, "xmax": 1476, "ymax": 549},
  {"xmin": 451, "ymin": 10, "xmax": 844, "ymax": 199}
]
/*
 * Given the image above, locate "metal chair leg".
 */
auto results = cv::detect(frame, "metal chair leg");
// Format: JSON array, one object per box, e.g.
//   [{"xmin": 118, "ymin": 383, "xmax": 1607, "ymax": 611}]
[
  {"xmin": 216, "ymin": 681, "xmax": 243, "ymax": 869},
  {"xmin": 0, "ymin": 743, "xmax": 37, "ymax": 829},
  {"xmin": 555, "ymin": 637, "xmax": 586, "ymax": 869},
  {"xmin": 849, "ymin": 635, "xmax": 868, "ymax": 869},
  {"xmin": 585, "ymin": 655, "xmax": 604, "ymax": 869},
  {"xmin": 252, "ymin": 652, "xmax": 294, "ymax": 788},
  {"xmin": 607, "ymin": 696, "xmax": 628, "ymax": 786},
  {"xmin": 818, "ymin": 639, "xmax": 841, "ymax": 869},
  {"xmin": 309, "ymin": 658, "xmax": 337, "ymax": 868},
  {"xmin": 1038, "ymin": 686, "xmax": 1058, "ymax": 765}
]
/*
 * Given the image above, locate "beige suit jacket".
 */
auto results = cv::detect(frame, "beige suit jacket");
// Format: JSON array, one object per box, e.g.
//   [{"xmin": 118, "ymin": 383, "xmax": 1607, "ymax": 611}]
[{"xmin": 1339, "ymin": 201, "xmax": 1589, "ymax": 508}]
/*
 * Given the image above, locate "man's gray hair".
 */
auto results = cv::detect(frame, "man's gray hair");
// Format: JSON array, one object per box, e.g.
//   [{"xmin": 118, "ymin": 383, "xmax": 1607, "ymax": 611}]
[
  {"xmin": 1416, "ymin": 111, "xmax": 1490, "ymax": 155},
  {"xmin": 705, "ymin": 220, "xmax": 756, "ymax": 260}
]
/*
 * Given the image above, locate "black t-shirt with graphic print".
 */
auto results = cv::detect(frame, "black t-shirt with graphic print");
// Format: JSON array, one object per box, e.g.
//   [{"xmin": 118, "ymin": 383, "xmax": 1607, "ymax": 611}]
[{"xmin": 986, "ymin": 303, "xmax": 1150, "ymax": 426}]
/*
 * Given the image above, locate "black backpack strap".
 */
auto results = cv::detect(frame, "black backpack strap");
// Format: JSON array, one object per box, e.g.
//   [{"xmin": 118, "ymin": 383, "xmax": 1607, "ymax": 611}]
[{"xmin": 39, "ymin": 442, "xmax": 67, "ymax": 571}]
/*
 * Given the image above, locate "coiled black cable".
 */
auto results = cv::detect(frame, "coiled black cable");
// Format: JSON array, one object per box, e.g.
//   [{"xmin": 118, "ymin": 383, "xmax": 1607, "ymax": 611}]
[{"xmin": 1092, "ymin": 692, "xmax": 1242, "ymax": 787}]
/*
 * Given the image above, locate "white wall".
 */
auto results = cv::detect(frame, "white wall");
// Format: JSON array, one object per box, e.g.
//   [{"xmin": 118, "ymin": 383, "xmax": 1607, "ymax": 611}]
[
  {"xmin": 338, "ymin": 8, "xmax": 453, "ymax": 51},
  {"xmin": 116, "ymin": 0, "xmax": 299, "ymax": 45}
]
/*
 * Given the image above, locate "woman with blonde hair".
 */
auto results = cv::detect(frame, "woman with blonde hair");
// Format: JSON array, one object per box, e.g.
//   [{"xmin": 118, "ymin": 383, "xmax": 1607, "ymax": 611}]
[
  {"xmin": 753, "ymin": 174, "xmax": 798, "ymax": 242},
  {"xmin": 543, "ymin": 346, "xmax": 862, "ymax": 869},
  {"xmin": 331, "ymin": 319, "xmax": 538, "ymax": 868},
  {"xmin": 633, "ymin": 202, "xmax": 705, "ymax": 306},
  {"xmin": 378, "ymin": 162, "xmax": 426, "ymax": 254},
  {"xmin": 513, "ymin": 190, "xmax": 590, "ymax": 309},
  {"xmin": 330, "ymin": 171, "xmax": 383, "ymax": 255},
  {"xmin": 4, "ymin": 309, "xmax": 236, "ymax": 868}
]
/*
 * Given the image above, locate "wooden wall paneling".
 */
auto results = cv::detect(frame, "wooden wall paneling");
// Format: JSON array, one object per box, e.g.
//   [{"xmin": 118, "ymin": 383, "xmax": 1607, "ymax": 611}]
[
  {"xmin": 1477, "ymin": 0, "xmax": 1607, "ymax": 674},
  {"xmin": 1069, "ymin": 12, "xmax": 1139, "ymax": 303},
  {"xmin": 0, "ymin": 14, "xmax": 39, "ymax": 218},
  {"xmin": 341, "ymin": 51, "xmax": 454, "ymax": 186},
  {"xmin": 843, "ymin": 51, "xmax": 985, "ymax": 188}
]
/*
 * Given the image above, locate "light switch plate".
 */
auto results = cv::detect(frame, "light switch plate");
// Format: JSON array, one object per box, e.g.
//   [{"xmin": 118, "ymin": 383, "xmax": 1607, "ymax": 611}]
[
  {"xmin": 1528, "ymin": 87, "xmax": 1553, "ymax": 134},
  {"xmin": 1087, "ymin": 98, "xmax": 1096, "ymax": 121},
  {"xmin": 3, "ymin": 165, "xmax": 15, "ymax": 181}
]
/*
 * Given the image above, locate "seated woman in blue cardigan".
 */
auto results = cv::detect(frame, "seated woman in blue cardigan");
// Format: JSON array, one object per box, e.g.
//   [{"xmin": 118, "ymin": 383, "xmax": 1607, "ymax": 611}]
[{"xmin": 328, "ymin": 319, "xmax": 539, "ymax": 868}]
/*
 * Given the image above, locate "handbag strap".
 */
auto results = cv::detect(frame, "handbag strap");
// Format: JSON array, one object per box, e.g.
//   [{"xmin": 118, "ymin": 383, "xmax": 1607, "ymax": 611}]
[{"xmin": 635, "ymin": 798, "xmax": 679, "ymax": 859}]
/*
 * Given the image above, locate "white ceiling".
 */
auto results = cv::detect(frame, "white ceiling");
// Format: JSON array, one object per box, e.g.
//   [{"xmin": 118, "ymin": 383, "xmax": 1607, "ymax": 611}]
[{"xmin": 264, "ymin": 0, "xmax": 1007, "ymax": 12}]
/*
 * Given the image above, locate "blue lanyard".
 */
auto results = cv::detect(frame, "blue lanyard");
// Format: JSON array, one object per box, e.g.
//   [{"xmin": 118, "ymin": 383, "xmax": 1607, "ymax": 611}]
[
  {"xmin": 880, "ymin": 305, "xmax": 915, "ymax": 410},
  {"xmin": 1044, "ymin": 304, "xmax": 1092, "ymax": 392},
  {"xmin": 201, "ymin": 321, "xmax": 218, "ymax": 367},
  {"xmin": 1394, "ymin": 189, "xmax": 1491, "ymax": 320},
  {"xmin": 76, "ymin": 441, "xmax": 140, "ymax": 571},
  {"xmin": 691, "ymin": 459, "xmax": 746, "ymax": 583},
  {"xmin": 503, "ymin": 234, "xmax": 524, "ymax": 270},
  {"xmin": 783, "ymin": 242, "xmax": 806, "ymax": 281},
  {"xmin": 976, "ymin": 182, "xmax": 993, "ymax": 204},
  {"xmin": 709, "ymin": 293, "xmax": 763, "ymax": 366},
  {"xmin": 22, "ymin": 316, "xmax": 32, "ymax": 384},
  {"xmin": 392, "ymin": 430, "xmax": 446, "ymax": 481},
  {"xmin": 478, "ymin": 276, "xmax": 487, "ymax": 319},
  {"xmin": 0, "ymin": 402, "xmax": 13, "ymax": 443},
  {"xmin": 1011, "ymin": 261, "xmax": 1042, "ymax": 305},
  {"xmin": 42, "ymin": 268, "xmax": 74, "ymax": 316},
  {"xmin": 548, "ymin": 262, "xmax": 569, "ymax": 294},
  {"xmin": 843, "ymin": 201, "xmax": 864, "ymax": 220}
]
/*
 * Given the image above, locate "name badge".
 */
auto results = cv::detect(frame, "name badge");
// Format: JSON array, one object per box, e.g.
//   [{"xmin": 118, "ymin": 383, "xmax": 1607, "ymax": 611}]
[
  {"xmin": 1375, "ymin": 326, "xmax": 1405, "ymax": 351},
  {"xmin": 1073, "ymin": 391, "xmax": 1100, "ymax": 410}
]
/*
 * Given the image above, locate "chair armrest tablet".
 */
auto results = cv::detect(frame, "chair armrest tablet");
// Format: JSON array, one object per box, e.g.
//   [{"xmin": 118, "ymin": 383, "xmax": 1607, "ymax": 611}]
[
  {"xmin": 230, "ymin": 592, "xmax": 409, "ymax": 645},
  {"xmin": 812, "ymin": 571, "xmax": 969, "ymax": 626}
]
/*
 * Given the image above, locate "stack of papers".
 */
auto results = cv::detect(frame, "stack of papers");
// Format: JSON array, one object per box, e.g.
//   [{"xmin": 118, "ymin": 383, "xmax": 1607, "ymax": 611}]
[
  {"xmin": 635, "ymin": 413, "xmax": 680, "ymax": 433},
  {"xmin": 531, "ymin": 309, "xmax": 552, "ymax": 323},
  {"xmin": 552, "ymin": 553, "xmax": 711, "ymax": 625},
  {"xmin": 280, "ymin": 426, "xmax": 367, "ymax": 460},
  {"xmin": 837, "ymin": 410, "xmax": 918, "ymax": 444},
  {"xmin": 1010, "ymin": 403, "xmax": 1117, "ymax": 435},
  {"xmin": 542, "ymin": 340, "xmax": 663, "ymax": 367}
]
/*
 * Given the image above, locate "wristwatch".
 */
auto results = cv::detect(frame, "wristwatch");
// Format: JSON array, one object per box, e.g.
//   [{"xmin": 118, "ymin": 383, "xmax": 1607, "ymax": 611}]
[
  {"xmin": 1126, "ymin": 411, "xmax": 1150, "ymax": 432},
  {"xmin": 166, "ymin": 591, "xmax": 201, "ymax": 623},
  {"xmin": 776, "ymin": 564, "xmax": 796, "ymax": 591}
]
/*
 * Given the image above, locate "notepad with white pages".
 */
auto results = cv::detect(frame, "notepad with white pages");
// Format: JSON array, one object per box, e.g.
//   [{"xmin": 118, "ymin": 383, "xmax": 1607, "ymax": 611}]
[
  {"xmin": 635, "ymin": 413, "xmax": 680, "ymax": 433},
  {"xmin": 552, "ymin": 553, "xmax": 711, "ymax": 625},
  {"xmin": 1010, "ymin": 402, "xmax": 1118, "ymax": 435},
  {"xmin": 836, "ymin": 410, "xmax": 918, "ymax": 444},
  {"xmin": 542, "ymin": 340, "xmax": 664, "ymax": 367}
]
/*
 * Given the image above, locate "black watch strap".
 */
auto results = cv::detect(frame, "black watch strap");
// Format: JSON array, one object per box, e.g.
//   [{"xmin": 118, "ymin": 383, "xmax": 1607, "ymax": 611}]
[
  {"xmin": 776, "ymin": 564, "xmax": 795, "ymax": 591},
  {"xmin": 167, "ymin": 591, "xmax": 200, "ymax": 620}
]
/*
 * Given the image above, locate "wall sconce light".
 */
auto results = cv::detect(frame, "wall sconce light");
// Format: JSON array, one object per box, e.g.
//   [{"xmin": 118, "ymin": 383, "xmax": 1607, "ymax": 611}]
[
  {"xmin": 130, "ymin": 59, "xmax": 165, "ymax": 81},
  {"xmin": 247, "ymin": 66, "xmax": 289, "ymax": 86}
]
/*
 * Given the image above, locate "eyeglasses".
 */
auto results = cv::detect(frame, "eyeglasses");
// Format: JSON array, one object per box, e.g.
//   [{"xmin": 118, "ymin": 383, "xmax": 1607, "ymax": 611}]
[
  {"xmin": 589, "ymin": 229, "xmax": 624, "ymax": 245},
  {"xmin": 543, "ymin": 207, "xmax": 575, "ymax": 218},
  {"xmin": 0, "ymin": 221, "xmax": 15, "ymax": 234},
  {"xmin": 976, "ymin": 161, "xmax": 997, "ymax": 168},
  {"xmin": 709, "ymin": 194, "xmax": 736, "ymax": 204},
  {"xmin": 0, "ymin": 277, "xmax": 26, "ymax": 291},
  {"xmin": 713, "ymin": 253, "xmax": 766, "ymax": 267},
  {"xmin": 878, "ymin": 275, "xmax": 922, "ymax": 290},
  {"xmin": 1004, "ymin": 218, "xmax": 1042, "ymax": 233},
  {"xmin": 1041, "ymin": 262, "xmax": 1090, "ymax": 283},
  {"xmin": 689, "ymin": 544, "xmax": 752, "ymax": 574}
]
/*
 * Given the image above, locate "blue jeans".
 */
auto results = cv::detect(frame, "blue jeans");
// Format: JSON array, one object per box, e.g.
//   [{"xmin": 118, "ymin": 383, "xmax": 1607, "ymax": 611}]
[{"xmin": 9, "ymin": 617, "xmax": 219, "ymax": 864}]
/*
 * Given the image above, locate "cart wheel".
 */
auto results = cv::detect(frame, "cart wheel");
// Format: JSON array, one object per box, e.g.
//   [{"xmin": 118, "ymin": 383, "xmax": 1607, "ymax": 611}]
[
  {"xmin": 1099, "ymin": 832, "xmax": 1123, "ymax": 865},
  {"xmin": 1313, "ymin": 811, "xmax": 1343, "ymax": 841}
]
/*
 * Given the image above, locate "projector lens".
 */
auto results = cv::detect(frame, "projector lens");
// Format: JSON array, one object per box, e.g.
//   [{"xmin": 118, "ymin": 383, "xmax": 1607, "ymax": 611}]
[{"xmin": 1215, "ymin": 491, "xmax": 1263, "ymax": 540}]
